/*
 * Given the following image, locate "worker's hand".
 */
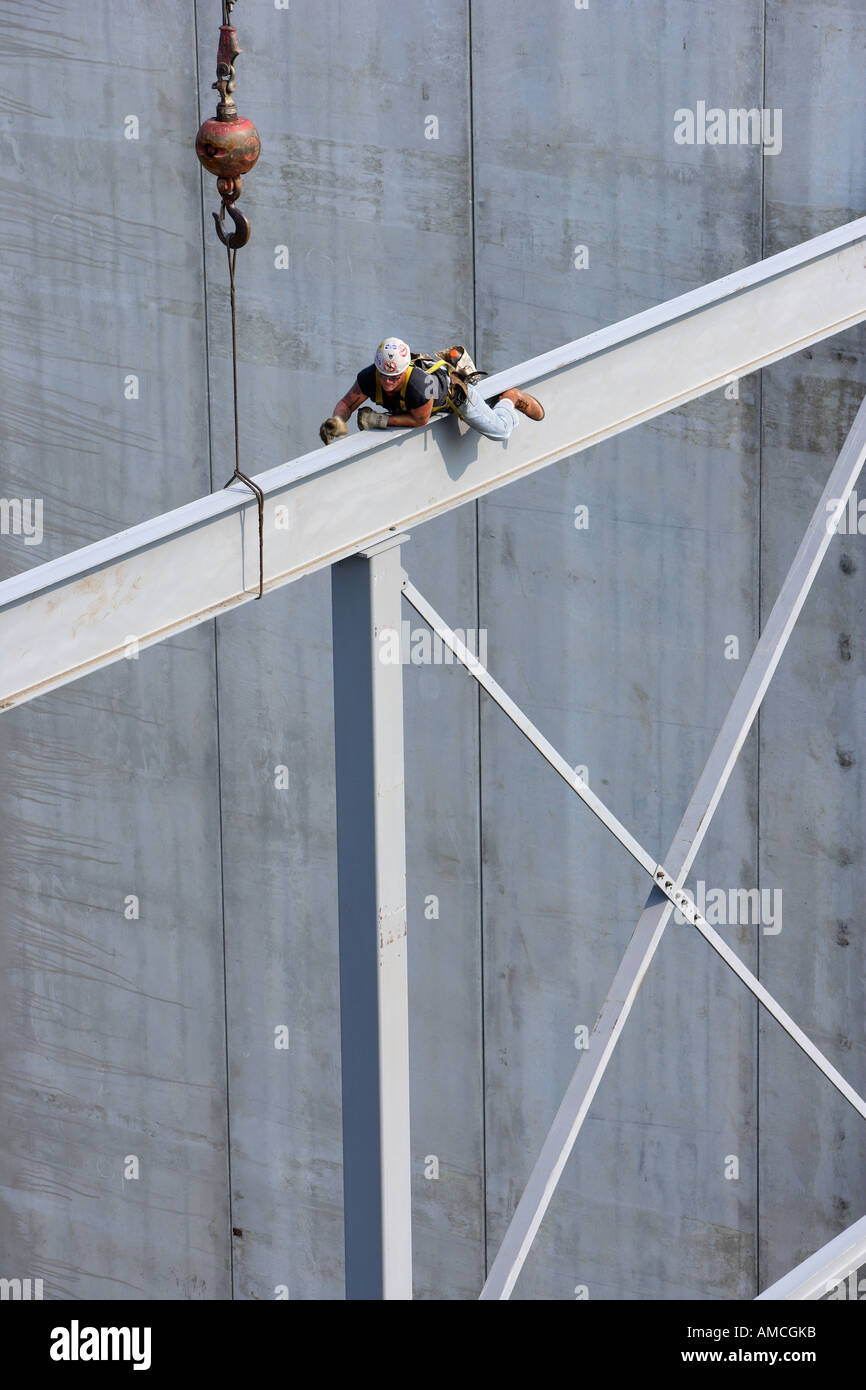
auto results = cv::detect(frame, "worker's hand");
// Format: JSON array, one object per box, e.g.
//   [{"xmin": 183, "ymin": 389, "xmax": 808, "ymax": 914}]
[
  {"xmin": 320, "ymin": 416, "xmax": 349, "ymax": 445},
  {"xmin": 357, "ymin": 407, "xmax": 390, "ymax": 431}
]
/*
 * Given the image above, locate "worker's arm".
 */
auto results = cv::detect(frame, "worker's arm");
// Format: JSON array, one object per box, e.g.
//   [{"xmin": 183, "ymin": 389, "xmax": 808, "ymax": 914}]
[
  {"xmin": 358, "ymin": 399, "xmax": 434, "ymax": 432},
  {"xmin": 320, "ymin": 381, "xmax": 368, "ymax": 445},
  {"xmin": 384, "ymin": 400, "xmax": 433, "ymax": 429},
  {"xmin": 333, "ymin": 381, "xmax": 368, "ymax": 421}
]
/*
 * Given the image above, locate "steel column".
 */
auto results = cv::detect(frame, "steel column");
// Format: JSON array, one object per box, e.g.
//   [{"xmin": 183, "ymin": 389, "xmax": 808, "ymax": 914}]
[{"xmin": 331, "ymin": 535, "xmax": 412, "ymax": 1300}]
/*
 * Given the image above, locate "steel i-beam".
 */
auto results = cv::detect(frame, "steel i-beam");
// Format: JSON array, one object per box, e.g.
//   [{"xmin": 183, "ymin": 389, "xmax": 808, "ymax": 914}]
[{"xmin": 4, "ymin": 218, "xmax": 866, "ymax": 710}]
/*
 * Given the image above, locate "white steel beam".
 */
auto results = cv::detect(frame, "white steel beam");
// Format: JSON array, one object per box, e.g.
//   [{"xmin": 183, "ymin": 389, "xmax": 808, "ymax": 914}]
[
  {"xmin": 665, "ymin": 883, "xmax": 866, "ymax": 1120},
  {"xmin": 468, "ymin": 391, "xmax": 866, "ymax": 1299},
  {"xmin": 756, "ymin": 1214, "xmax": 866, "ymax": 1300},
  {"xmin": 4, "ymin": 218, "xmax": 866, "ymax": 709},
  {"xmin": 332, "ymin": 536, "xmax": 412, "ymax": 1299}
]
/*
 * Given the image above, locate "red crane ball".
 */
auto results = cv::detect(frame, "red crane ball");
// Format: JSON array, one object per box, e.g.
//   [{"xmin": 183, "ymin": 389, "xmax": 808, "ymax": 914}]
[{"xmin": 195, "ymin": 115, "xmax": 261, "ymax": 191}]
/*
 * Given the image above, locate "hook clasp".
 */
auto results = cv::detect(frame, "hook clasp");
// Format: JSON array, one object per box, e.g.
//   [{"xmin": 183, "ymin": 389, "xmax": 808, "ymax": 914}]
[{"xmin": 213, "ymin": 199, "xmax": 251, "ymax": 250}]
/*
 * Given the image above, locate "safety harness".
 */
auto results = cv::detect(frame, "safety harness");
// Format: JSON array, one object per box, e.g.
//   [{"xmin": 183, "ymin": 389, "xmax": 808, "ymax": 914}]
[
  {"xmin": 372, "ymin": 346, "xmax": 486, "ymax": 416},
  {"xmin": 372, "ymin": 357, "xmax": 453, "ymax": 414}
]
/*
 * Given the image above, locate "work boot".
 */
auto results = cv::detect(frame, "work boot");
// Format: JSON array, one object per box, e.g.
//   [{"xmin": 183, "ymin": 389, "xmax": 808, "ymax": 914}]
[{"xmin": 495, "ymin": 387, "xmax": 545, "ymax": 421}]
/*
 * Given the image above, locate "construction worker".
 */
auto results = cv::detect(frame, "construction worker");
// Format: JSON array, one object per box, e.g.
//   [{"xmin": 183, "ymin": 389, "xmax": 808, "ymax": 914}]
[{"xmin": 319, "ymin": 337, "xmax": 544, "ymax": 446}]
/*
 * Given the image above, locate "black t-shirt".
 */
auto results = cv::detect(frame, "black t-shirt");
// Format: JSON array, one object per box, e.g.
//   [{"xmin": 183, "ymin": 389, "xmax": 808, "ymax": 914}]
[{"xmin": 357, "ymin": 362, "xmax": 449, "ymax": 414}]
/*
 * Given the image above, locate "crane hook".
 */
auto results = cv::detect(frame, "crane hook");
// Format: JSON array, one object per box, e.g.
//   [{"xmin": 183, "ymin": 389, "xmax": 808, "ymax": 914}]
[{"xmin": 213, "ymin": 199, "xmax": 251, "ymax": 250}]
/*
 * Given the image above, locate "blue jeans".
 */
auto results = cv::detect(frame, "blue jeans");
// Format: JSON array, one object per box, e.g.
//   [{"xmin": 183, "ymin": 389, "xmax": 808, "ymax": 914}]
[{"xmin": 452, "ymin": 382, "xmax": 519, "ymax": 441}]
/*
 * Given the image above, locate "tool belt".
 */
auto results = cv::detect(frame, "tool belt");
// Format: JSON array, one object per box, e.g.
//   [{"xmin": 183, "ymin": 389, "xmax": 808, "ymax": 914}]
[{"xmin": 413, "ymin": 344, "xmax": 488, "ymax": 414}]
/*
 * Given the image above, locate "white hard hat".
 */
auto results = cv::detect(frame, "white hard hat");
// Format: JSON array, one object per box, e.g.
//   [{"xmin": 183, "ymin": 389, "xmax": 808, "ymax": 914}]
[{"xmin": 375, "ymin": 338, "xmax": 411, "ymax": 378}]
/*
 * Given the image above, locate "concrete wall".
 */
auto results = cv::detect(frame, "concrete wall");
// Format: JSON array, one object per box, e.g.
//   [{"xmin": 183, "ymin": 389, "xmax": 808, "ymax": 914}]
[
  {"xmin": 758, "ymin": 0, "xmax": 866, "ymax": 1289},
  {"xmin": 0, "ymin": 0, "xmax": 863, "ymax": 1300}
]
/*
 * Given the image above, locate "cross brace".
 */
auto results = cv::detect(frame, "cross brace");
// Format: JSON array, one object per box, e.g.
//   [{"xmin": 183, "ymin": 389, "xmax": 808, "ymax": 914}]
[
  {"xmin": 404, "ymin": 380, "xmax": 866, "ymax": 1299},
  {"xmin": 756, "ymin": 1212, "xmax": 866, "ymax": 1300},
  {"xmin": 402, "ymin": 579, "xmax": 866, "ymax": 1127}
]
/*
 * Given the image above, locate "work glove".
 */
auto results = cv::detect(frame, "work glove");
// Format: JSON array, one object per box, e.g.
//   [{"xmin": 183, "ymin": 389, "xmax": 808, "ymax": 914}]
[
  {"xmin": 320, "ymin": 415, "xmax": 349, "ymax": 445},
  {"xmin": 357, "ymin": 407, "xmax": 390, "ymax": 431}
]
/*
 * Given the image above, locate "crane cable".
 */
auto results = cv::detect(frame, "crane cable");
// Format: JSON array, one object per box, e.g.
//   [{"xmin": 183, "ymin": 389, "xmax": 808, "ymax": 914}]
[{"xmin": 196, "ymin": 0, "xmax": 264, "ymax": 597}]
